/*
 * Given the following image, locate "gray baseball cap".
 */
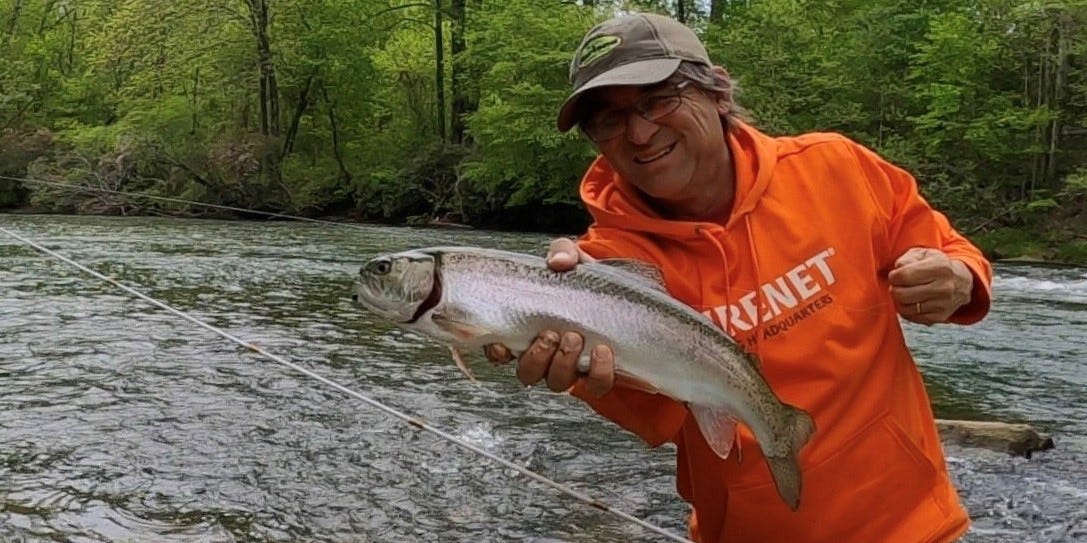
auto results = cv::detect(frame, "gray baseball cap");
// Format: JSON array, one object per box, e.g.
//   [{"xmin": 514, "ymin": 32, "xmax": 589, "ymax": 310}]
[{"xmin": 557, "ymin": 13, "xmax": 712, "ymax": 132}]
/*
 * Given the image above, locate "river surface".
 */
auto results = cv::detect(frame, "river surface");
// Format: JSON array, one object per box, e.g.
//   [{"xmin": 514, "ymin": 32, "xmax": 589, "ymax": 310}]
[{"xmin": 0, "ymin": 214, "xmax": 1083, "ymax": 542}]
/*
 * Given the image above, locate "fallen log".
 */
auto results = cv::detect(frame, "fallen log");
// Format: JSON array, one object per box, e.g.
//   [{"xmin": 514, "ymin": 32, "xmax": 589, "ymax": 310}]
[{"xmin": 936, "ymin": 419, "xmax": 1055, "ymax": 458}]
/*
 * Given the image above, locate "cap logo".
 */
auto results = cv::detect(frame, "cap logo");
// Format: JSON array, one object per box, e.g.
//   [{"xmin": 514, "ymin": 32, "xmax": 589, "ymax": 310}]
[{"xmin": 578, "ymin": 35, "xmax": 622, "ymax": 68}]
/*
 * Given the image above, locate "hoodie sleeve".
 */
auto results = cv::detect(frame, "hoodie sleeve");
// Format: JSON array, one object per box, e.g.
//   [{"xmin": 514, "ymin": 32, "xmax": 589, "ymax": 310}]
[
  {"xmin": 561, "ymin": 227, "xmax": 690, "ymax": 448},
  {"xmin": 849, "ymin": 142, "xmax": 993, "ymax": 324}
]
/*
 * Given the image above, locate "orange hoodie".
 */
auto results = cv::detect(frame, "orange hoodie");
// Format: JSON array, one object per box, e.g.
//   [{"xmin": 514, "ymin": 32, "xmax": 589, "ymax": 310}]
[{"xmin": 568, "ymin": 121, "xmax": 993, "ymax": 543}]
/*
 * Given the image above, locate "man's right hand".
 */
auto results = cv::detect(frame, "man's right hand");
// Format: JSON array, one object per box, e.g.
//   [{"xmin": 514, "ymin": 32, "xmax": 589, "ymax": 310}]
[{"xmin": 483, "ymin": 238, "xmax": 616, "ymax": 398}]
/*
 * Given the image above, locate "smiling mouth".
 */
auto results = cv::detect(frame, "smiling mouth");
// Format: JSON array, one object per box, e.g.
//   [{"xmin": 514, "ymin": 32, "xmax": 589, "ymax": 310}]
[{"xmin": 634, "ymin": 143, "xmax": 677, "ymax": 165}]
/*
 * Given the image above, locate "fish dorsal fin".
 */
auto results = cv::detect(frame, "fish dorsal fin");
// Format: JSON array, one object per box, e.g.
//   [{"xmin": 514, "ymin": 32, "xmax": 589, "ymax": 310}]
[
  {"xmin": 597, "ymin": 258, "xmax": 667, "ymax": 292},
  {"xmin": 690, "ymin": 405, "xmax": 740, "ymax": 461}
]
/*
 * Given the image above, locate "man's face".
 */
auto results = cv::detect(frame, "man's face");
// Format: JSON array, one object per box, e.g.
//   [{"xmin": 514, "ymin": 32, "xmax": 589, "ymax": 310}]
[{"xmin": 581, "ymin": 80, "xmax": 730, "ymax": 205}]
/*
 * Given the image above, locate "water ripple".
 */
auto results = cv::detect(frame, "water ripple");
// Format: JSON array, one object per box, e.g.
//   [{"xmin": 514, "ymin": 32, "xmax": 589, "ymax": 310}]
[{"xmin": 1, "ymin": 214, "xmax": 1083, "ymax": 542}]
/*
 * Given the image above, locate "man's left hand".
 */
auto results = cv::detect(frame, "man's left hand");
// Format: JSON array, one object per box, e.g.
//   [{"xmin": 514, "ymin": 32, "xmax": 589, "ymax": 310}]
[{"xmin": 888, "ymin": 247, "xmax": 974, "ymax": 325}]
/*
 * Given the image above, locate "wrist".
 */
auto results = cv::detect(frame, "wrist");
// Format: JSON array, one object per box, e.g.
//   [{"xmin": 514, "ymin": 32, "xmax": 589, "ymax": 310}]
[{"xmin": 950, "ymin": 259, "xmax": 974, "ymax": 308}]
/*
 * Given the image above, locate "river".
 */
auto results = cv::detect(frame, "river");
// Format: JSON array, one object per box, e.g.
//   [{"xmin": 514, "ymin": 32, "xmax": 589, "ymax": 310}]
[{"xmin": 0, "ymin": 214, "xmax": 1083, "ymax": 542}]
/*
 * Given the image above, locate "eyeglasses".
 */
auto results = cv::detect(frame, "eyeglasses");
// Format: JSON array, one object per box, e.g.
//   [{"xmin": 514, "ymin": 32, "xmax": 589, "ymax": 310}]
[{"xmin": 580, "ymin": 80, "xmax": 692, "ymax": 143}]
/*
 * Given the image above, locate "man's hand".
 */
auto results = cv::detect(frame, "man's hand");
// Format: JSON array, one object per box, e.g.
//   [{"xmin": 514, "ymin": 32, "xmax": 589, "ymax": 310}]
[
  {"xmin": 888, "ymin": 247, "xmax": 974, "ymax": 325},
  {"xmin": 483, "ymin": 238, "xmax": 617, "ymax": 397}
]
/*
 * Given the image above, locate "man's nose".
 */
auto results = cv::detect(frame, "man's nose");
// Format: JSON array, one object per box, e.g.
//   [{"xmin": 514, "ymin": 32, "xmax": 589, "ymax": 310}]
[{"xmin": 625, "ymin": 113, "xmax": 659, "ymax": 145}]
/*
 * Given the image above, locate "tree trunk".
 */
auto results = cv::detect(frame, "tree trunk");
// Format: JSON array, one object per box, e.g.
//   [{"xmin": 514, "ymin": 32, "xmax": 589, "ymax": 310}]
[
  {"xmin": 247, "ymin": 0, "xmax": 279, "ymax": 138},
  {"xmin": 258, "ymin": 68, "xmax": 270, "ymax": 138},
  {"xmin": 709, "ymin": 0, "xmax": 725, "ymax": 23},
  {"xmin": 153, "ymin": 46, "xmax": 166, "ymax": 99},
  {"xmin": 6, "ymin": 0, "xmax": 22, "ymax": 45},
  {"xmin": 321, "ymin": 84, "xmax": 351, "ymax": 183},
  {"xmin": 259, "ymin": 0, "xmax": 280, "ymax": 137},
  {"xmin": 1031, "ymin": 48, "xmax": 1046, "ymax": 194},
  {"xmin": 64, "ymin": 4, "xmax": 76, "ymax": 76},
  {"xmin": 246, "ymin": 0, "xmax": 287, "ymax": 197},
  {"xmin": 191, "ymin": 66, "xmax": 200, "ymax": 134},
  {"xmin": 281, "ymin": 69, "xmax": 317, "ymax": 160},
  {"xmin": 1045, "ymin": 12, "xmax": 1069, "ymax": 190},
  {"xmin": 37, "ymin": 0, "xmax": 56, "ymax": 35},
  {"xmin": 253, "ymin": 2, "xmax": 269, "ymax": 138},
  {"xmin": 434, "ymin": 0, "xmax": 446, "ymax": 142},
  {"xmin": 676, "ymin": 0, "xmax": 686, "ymax": 24},
  {"xmin": 450, "ymin": 0, "xmax": 467, "ymax": 144},
  {"xmin": 1021, "ymin": 63, "xmax": 1030, "ymax": 199},
  {"xmin": 877, "ymin": 91, "xmax": 884, "ymax": 148}
]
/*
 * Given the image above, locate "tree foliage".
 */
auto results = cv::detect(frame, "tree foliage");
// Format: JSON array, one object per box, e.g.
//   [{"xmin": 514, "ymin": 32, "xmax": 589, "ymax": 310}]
[{"xmin": 0, "ymin": 0, "xmax": 1083, "ymax": 240}]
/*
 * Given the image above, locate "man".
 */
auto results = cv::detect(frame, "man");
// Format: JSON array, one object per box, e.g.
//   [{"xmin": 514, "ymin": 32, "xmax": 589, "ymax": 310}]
[{"xmin": 486, "ymin": 12, "xmax": 992, "ymax": 542}]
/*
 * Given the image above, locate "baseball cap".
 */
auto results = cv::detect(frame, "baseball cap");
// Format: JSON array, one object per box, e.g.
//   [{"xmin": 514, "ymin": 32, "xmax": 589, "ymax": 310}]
[{"xmin": 556, "ymin": 12, "xmax": 712, "ymax": 132}]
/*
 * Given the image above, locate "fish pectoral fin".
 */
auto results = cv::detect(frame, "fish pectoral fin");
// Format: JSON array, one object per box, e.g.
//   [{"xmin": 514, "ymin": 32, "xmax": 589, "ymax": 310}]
[
  {"xmin": 432, "ymin": 313, "xmax": 491, "ymax": 343},
  {"xmin": 690, "ymin": 405, "xmax": 739, "ymax": 460},
  {"xmin": 448, "ymin": 346, "xmax": 478, "ymax": 383},
  {"xmin": 614, "ymin": 369, "xmax": 660, "ymax": 394},
  {"xmin": 430, "ymin": 313, "xmax": 487, "ymax": 383}
]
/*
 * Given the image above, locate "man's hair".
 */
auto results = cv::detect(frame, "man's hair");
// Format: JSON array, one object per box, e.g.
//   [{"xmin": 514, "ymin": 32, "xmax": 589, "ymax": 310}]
[
  {"xmin": 573, "ymin": 60, "xmax": 753, "ymax": 130},
  {"xmin": 674, "ymin": 61, "xmax": 752, "ymax": 126}
]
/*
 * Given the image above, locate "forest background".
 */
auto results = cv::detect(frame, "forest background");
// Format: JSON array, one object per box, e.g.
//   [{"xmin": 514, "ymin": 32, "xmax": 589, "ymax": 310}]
[{"xmin": 1, "ymin": 0, "xmax": 1085, "ymax": 262}]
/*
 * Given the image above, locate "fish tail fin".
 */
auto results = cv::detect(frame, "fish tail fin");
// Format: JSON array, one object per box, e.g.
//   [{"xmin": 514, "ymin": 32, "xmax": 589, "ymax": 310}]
[
  {"xmin": 767, "ymin": 404, "xmax": 815, "ymax": 511},
  {"xmin": 784, "ymin": 403, "xmax": 815, "ymax": 452}
]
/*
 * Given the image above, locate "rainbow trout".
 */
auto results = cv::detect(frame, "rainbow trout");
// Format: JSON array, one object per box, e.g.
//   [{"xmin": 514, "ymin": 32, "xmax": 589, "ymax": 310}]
[{"xmin": 352, "ymin": 246, "xmax": 815, "ymax": 510}]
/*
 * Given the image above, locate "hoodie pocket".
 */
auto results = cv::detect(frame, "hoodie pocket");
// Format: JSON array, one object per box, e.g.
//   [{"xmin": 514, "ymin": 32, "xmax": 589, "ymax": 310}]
[{"xmin": 717, "ymin": 415, "xmax": 955, "ymax": 543}]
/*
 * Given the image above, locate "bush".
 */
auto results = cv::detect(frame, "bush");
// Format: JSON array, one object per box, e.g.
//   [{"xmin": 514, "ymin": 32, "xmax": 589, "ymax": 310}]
[
  {"xmin": 972, "ymin": 228, "xmax": 1048, "ymax": 261},
  {"xmin": 354, "ymin": 140, "xmax": 470, "ymax": 222},
  {"xmin": 0, "ymin": 128, "xmax": 55, "ymax": 208}
]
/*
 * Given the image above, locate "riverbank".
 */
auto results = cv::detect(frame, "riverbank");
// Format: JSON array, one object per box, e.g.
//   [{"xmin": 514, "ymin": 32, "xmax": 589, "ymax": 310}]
[
  {"xmin": 5, "ymin": 206, "xmax": 1086, "ymax": 266},
  {"xmin": 973, "ymin": 226, "xmax": 1087, "ymax": 266}
]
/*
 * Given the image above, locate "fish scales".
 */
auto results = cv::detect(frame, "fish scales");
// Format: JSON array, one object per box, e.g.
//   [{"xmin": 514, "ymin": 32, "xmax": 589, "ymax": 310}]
[
  {"xmin": 353, "ymin": 246, "xmax": 815, "ymax": 510},
  {"xmin": 437, "ymin": 250, "xmax": 767, "ymax": 411}
]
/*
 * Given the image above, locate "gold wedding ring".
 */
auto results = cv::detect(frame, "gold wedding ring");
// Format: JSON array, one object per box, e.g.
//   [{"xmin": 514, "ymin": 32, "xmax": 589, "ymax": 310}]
[{"xmin": 916, "ymin": 302, "xmax": 922, "ymax": 314}]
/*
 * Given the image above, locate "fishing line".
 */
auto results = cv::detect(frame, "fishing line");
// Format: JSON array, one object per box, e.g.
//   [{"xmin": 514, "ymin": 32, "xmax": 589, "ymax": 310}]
[
  {"xmin": 2, "ymin": 175, "xmax": 376, "ymax": 229},
  {"xmin": 4, "ymin": 174, "xmax": 908, "ymax": 318},
  {"xmin": 0, "ymin": 225, "xmax": 694, "ymax": 543},
  {"xmin": 0, "ymin": 174, "xmax": 471, "ymax": 247}
]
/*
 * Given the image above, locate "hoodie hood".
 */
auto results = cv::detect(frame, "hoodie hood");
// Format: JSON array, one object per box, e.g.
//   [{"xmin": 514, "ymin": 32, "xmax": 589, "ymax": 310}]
[{"xmin": 580, "ymin": 120, "xmax": 779, "ymax": 239}]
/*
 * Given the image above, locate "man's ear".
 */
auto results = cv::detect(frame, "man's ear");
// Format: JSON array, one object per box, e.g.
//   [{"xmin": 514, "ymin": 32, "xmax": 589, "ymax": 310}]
[
  {"xmin": 712, "ymin": 65, "xmax": 732, "ymax": 81},
  {"xmin": 710, "ymin": 65, "xmax": 734, "ymax": 116}
]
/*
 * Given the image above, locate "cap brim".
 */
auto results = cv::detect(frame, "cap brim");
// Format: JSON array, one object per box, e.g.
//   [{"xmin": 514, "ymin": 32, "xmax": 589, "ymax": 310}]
[{"xmin": 556, "ymin": 58, "xmax": 683, "ymax": 132}]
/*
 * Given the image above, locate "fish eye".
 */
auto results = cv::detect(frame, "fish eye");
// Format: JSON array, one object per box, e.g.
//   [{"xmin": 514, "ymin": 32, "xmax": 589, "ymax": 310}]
[{"xmin": 367, "ymin": 258, "xmax": 392, "ymax": 275}]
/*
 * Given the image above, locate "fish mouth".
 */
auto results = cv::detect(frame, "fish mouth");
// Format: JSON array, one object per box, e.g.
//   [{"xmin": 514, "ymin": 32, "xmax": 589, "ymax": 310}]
[{"xmin": 404, "ymin": 269, "xmax": 442, "ymax": 324}]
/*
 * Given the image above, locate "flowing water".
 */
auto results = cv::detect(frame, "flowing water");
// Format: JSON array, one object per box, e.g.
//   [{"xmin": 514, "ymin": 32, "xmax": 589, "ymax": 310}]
[{"xmin": 0, "ymin": 214, "xmax": 1083, "ymax": 542}]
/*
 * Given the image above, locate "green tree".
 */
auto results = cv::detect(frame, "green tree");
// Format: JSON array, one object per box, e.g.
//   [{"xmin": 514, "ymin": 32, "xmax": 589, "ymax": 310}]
[{"xmin": 460, "ymin": 0, "xmax": 597, "ymax": 216}]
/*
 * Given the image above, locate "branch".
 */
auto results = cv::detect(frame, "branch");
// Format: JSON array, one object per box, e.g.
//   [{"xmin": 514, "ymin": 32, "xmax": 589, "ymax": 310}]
[
  {"xmin": 380, "ymin": 17, "xmax": 435, "ymax": 33},
  {"xmin": 368, "ymin": 2, "xmax": 456, "ymax": 18}
]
